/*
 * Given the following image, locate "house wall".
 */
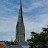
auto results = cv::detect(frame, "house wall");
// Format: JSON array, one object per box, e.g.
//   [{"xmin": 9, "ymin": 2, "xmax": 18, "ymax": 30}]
[
  {"xmin": 0, "ymin": 44, "xmax": 5, "ymax": 48},
  {"xmin": 0, "ymin": 42, "xmax": 9, "ymax": 48}
]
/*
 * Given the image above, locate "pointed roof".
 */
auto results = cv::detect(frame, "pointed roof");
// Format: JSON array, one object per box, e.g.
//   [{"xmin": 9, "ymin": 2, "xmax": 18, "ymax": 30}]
[
  {"xmin": 17, "ymin": 0, "xmax": 23, "ymax": 23},
  {"xmin": 20, "ymin": 0, "xmax": 22, "ymax": 9},
  {"xmin": 19, "ymin": 0, "xmax": 22, "ymax": 13}
]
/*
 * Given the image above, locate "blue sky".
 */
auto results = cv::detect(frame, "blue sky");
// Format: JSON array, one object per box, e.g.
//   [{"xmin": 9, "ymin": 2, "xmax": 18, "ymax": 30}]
[{"xmin": 0, "ymin": 0, "xmax": 48, "ymax": 41}]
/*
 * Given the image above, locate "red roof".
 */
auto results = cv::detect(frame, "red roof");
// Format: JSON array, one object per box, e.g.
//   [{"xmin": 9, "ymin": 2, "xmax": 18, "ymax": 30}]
[{"xmin": 0, "ymin": 44, "xmax": 5, "ymax": 48}]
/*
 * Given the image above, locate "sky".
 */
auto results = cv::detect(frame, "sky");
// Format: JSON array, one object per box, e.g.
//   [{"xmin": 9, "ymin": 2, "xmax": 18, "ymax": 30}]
[{"xmin": 0, "ymin": 0, "xmax": 48, "ymax": 41}]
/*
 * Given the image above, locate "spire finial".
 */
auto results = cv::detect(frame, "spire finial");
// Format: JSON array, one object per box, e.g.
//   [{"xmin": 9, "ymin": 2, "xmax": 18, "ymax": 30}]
[{"xmin": 20, "ymin": 0, "xmax": 22, "ymax": 8}]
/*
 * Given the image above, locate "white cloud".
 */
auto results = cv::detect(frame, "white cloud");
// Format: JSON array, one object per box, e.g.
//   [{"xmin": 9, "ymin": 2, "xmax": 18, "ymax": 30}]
[
  {"xmin": 0, "ymin": 13, "xmax": 48, "ymax": 41},
  {"xmin": 0, "ymin": 0, "xmax": 48, "ymax": 41},
  {"xmin": 23, "ymin": 0, "xmax": 48, "ymax": 12},
  {"xmin": 24, "ymin": 13, "xmax": 48, "ymax": 40},
  {"xmin": 0, "ymin": 0, "xmax": 19, "ymax": 15},
  {"xmin": 0, "ymin": 16, "xmax": 17, "ymax": 32},
  {"xmin": 0, "ymin": 16, "xmax": 17, "ymax": 41}
]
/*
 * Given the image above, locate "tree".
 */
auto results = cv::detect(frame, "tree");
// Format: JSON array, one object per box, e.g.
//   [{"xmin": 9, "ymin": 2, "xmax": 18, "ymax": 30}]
[
  {"xmin": 8, "ymin": 41, "xmax": 17, "ymax": 45},
  {"xmin": 27, "ymin": 32, "xmax": 39, "ymax": 48},
  {"xmin": 27, "ymin": 25, "xmax": 48, "ymax": 48}
]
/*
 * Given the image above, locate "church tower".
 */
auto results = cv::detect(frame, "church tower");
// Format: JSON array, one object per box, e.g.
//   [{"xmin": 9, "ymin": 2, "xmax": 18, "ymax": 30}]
[{"xmin": 16, "ymin": 0, "xmax": 25, "ymax": 44}]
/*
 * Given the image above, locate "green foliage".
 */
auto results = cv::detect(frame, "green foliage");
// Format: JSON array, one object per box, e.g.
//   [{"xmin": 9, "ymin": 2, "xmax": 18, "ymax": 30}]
[
  {"xmin": 8, "ymin": 41, "xmax": 17, "ymax": 45},
  {"xmin": 27, "ymin": 26, "xmax": 48, "ymax": 48}
]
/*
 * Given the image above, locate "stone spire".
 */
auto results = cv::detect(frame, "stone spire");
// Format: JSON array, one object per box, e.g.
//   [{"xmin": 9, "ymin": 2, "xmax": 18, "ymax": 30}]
[
  {"xmin": 17, "ymin": 0, "xmax": 23, "ymax": 23},
  {"xmin": 16, "ymin": 0, "xmax": 25, "ymax": 44},
  {"xmin": 20, "ymin": 0, "xmax": 22, "ymax": 9}
]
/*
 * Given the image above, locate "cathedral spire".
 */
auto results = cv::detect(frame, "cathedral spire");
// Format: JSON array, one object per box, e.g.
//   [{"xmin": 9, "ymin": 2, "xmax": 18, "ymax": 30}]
[
  {"xmin": 20, "ymin": 0, "xmax": 22, "ymax": 9},
  {"xmin": 16, "ymin": 0, "xmax": 25, "ymax": 44},
  {"xmin": 17, "ymin": 0, "xmax": 23, "ymax": 23}
]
